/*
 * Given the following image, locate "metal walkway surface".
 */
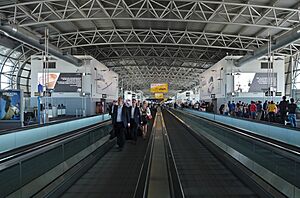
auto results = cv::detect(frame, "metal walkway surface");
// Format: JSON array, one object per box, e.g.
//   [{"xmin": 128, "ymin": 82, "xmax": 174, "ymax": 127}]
[
  {"xmin": 61, "ymin": 119, "xmax": 155, "ymax": 198},
  {"xmin": 171, "ymin": 109, "xmax": 300, "ymax": 193},
  {"xmin": 162, "ymin": 110, "xmax": 259, "ymax": 198}
]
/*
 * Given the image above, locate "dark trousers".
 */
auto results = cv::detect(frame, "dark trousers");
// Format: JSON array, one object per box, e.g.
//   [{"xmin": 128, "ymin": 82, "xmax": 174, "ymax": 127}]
[
  {"xmin": 130, "ymin": 119, "xmax": 138, "ymax": 142},
  {"xmin": 269, "ymin": 112, "xmax": 275, "ymax": 122},
  {"xmin": 114, "ymin": 122, "xmax": 125, "ymax": 148},
  {"xmin": 280, "ymin": 111, "xmax": 287, "ymax": 124}
]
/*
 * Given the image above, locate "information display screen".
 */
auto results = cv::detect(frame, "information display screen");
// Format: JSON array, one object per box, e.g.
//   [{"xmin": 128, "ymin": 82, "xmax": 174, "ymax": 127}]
[
  {"xmin": 0, "ymin": 90, "xmax": 21, "ymax": 120},
  {"xmin": 38, "ymin": 73, "xmax": 82, "ymax": 92}
]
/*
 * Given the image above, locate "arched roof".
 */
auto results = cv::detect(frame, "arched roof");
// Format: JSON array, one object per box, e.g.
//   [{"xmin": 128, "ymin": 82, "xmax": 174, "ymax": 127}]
[{"xmin": 0, "ymin": 0, "xmax": 300, "ymax": 95}]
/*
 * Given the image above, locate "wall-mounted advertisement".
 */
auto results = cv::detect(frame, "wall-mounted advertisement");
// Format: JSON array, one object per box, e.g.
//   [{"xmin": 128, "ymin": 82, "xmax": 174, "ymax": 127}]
[
  {"xmin": 38, "ymin": 73, "xmax": 82, "ymax": 92},
  {"xmin": 200, "ymin": 71, "xmax": 221, "ymax": 97},
  {"xmin": 0, "ymin": 90, "xmax": 21, "ymax": 120},
  {"xmin": 96, "ymin": 70, "xmax": 118, "ymax": 96},
  {"xmin": 234, "ymin": 73, "xmax": 277, "ymax": 92},
  {"xmin": 150, "ymin": 83, "xmax": 168, "ymax": 93}
]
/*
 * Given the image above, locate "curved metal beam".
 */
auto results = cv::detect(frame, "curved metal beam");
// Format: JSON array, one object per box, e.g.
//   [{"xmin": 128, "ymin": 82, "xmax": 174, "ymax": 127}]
[
  {"xmin": 0, "ymin": 21, "xmax": 83, "ymax": 66},
  {"xmin": 5, "ymin": 1, "xmax": 298, "ymax": 31},
  {"xmin": 236, "ymin": 26, "xmax": 300, "ymax": 67}
]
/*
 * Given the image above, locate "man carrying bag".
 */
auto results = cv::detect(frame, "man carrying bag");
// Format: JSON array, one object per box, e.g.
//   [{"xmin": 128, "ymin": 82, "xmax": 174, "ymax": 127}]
[{"xmin": 111, "ymin": 97, "xmax": 130, "ymax": 151}]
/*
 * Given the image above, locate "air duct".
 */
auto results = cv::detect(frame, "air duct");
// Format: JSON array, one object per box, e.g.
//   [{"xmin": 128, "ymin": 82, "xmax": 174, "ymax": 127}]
[
  {"xmin": 0, "ymin": 21, "xmax": 82, "ymax": 66},
  {"xmin": 235, "ymin": 26, "xmax": 300, "ymax": 67}
]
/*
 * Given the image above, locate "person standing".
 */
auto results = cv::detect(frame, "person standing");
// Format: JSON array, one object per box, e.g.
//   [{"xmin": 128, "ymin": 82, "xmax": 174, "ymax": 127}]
[
  {"xmin": 219, "ymin": 104, "xmax": 225, "ymax": 115},
  {"xmin": 256, "ymin": 101, "xmax": 263, "ymax": 121},
  {"xmin": 267, "ymin": 101, "xmax": 277, "ymax": 122},
  {"xmin": 279, "ymin": 96, "xmax": 288, "ymax": 124},
  {"xmin": 129, "ymin": 99, "xmax": 142, "ymax": 144},
  {"xmin": 141, "ymin": 101, "xmax": 151, "ymax": 139},
  {"xmin": 262, "ymin": 100, "xmax": 268, "ymax": 120},
  {"xmin": 287, "ymin": 98, "xmax": 297, "ymax": 128},
  {"xmin": 224, "ymin": 103, "xmax": 229, "ymax": 116},
  {"xmin": 250, "ymin": 101, "xmax": 257, "ymax": 119},
  {"xmin": 112, "ymin": 97, "xmax": 130, "ymax": 151}
]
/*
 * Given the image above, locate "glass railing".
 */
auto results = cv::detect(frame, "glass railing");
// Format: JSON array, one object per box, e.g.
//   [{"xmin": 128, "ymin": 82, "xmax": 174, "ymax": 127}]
[
  {"xmin": 182, "ymin": 108, "xmax": 300, "ymax": 148},
  {"xmin": 0, "ymin": 122, "xmax": 112, "ymax": 198},
  {"xmin": 0, "ymin": 114, "xmax": 111, "ymax": 154}
]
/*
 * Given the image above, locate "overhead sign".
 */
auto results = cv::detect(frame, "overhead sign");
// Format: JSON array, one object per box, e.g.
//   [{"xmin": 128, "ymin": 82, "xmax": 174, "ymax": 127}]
[
  {"xmin": 154, "ymin": 93, "xmax": 164, "ymax": 99},
  {"xmin": 150, "ymin": 83, "xmax": 168, "ymax": 93},
  {"xmin": 38, "ymin": 73, "xmax": 82, "ymax": 92}
]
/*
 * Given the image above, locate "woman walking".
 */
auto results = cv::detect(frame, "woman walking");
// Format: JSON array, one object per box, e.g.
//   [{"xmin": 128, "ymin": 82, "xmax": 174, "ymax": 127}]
[{"xmin": 141, "ymin": 101, "xmax": 151, "ymax": 139}]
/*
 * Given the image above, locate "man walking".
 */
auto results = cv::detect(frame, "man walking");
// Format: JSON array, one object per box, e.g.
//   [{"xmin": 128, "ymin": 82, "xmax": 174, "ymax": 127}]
[
  {"xmin": 129, "ymin": 99, "xmax": 142, "ymax": 144},
  {"xmin": 112, "ymin": 97, "xmax": 130, "ymax": 151}
]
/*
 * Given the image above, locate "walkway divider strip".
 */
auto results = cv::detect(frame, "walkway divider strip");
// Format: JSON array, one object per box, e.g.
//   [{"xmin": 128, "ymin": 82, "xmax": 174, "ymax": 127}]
[{"xmin": 147, "ymin": 109, "xmax": 171, "ymax": 198}]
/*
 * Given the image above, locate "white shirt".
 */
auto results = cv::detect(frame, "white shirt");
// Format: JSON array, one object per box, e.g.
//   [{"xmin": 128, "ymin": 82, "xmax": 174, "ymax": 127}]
[
  {"xmin": 131, "ymin": 106, "xmax": 135, "ymax": 119},
  {"xmin": 117, "ymin": 105, "xmax": 123, "ymax": 122},
  {"xmin": 146, "ymin": 107, "xmax": 151, "ymax": 116}
]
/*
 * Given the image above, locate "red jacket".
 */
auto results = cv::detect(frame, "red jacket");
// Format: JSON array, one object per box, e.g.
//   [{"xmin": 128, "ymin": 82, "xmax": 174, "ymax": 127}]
[{"xmin": 250, "ymin": 104, "xmax": 257, "ymax": 112}]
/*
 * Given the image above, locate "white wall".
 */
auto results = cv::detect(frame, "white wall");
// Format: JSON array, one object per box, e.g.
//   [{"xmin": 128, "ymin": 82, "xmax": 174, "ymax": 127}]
[
  {"xmin": 176, "ymin": 90, "xmax": 198, "ymax": 104},
  {"xmin": 30, "ymin": 55, "xmax": 118, "ymax": 101},
  {"xmin": 199, "ymin": 56, "xmax": 285, "ymax": 100}
]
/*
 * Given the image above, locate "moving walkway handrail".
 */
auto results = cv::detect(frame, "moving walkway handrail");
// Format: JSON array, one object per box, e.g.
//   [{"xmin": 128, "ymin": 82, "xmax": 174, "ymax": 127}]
[
  {"xmin": 173, "ymin": 109, "xmax": 300, "ymax": 158},
  {"xmin": 0, "ymin": 114, "xmax": 109, "ymax": 135},
  {"xmin": 0, "ymin": 120, "xmax": 111, "ymax": 171}
]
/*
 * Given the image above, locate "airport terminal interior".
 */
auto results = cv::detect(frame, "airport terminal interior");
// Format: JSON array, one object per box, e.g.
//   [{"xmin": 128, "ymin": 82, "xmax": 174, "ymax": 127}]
[{"xmin": 0, "ymin": 0, "xmax": 300, "ymax": 197}]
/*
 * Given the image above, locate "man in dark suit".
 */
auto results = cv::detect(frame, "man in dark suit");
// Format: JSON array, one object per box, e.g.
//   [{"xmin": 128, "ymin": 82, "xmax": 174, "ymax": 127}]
[
  {"xmin": 129, "ymin": 99, "xmax": 142, "ymax": 144},
  {"xmin": 112, "ymin": 97, "xmax": 130, "ymax": 151}
]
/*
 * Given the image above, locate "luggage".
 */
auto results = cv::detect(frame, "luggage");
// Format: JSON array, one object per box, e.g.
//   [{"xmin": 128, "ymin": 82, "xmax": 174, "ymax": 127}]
[
  {"xmin": 125, "ymin": 128, "xmax": 132, "ymax": 140},
  {"xmin": 137, "ymin": 126, "xmax": 143, "ymax": 136}
]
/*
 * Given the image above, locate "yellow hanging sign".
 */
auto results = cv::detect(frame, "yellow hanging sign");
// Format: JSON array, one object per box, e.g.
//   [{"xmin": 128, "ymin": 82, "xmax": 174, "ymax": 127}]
[
  {"xmin": 154, "ymin": 93, "xmax": 164, "ymax": 99},
  {"xmin": 150, "ymin": 83, "xmax": 168, "ymax": 93}
]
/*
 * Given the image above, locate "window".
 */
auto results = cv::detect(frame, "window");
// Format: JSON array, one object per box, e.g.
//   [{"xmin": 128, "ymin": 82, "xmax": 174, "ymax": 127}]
[
  {"xmin": 43, "ymin": 62, "xmax": 56, "ymax": 69},
  {"xmin": 261, "ymin": 62, "xmax": 273, "ymax": 69}
]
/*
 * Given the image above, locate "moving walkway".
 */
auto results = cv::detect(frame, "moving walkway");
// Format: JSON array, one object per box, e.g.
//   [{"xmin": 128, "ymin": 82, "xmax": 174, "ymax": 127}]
[{"xmin": 1, "ymin": 108, "xmax": 298, "ymax": 197}]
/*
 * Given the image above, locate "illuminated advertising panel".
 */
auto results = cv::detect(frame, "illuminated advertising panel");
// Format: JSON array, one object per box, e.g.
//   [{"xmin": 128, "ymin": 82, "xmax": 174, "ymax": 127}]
[
  {"xmin": 38, "ymin": 73, "xmax": 82, "ymax": 92},
  {"xmin": 234, "ymin": 73, "xmax": 277, "ymax": 92},
  {"xmin": 154, "ymin": 93, "xmax": 164, "ymax": 99},
  {"xmin": 0, "ymin": 90, "xmax": 21, "ymax": 120},
  {"xmin": 150, "ymin": 83, "xmax": 168, "ymax": 93}
]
